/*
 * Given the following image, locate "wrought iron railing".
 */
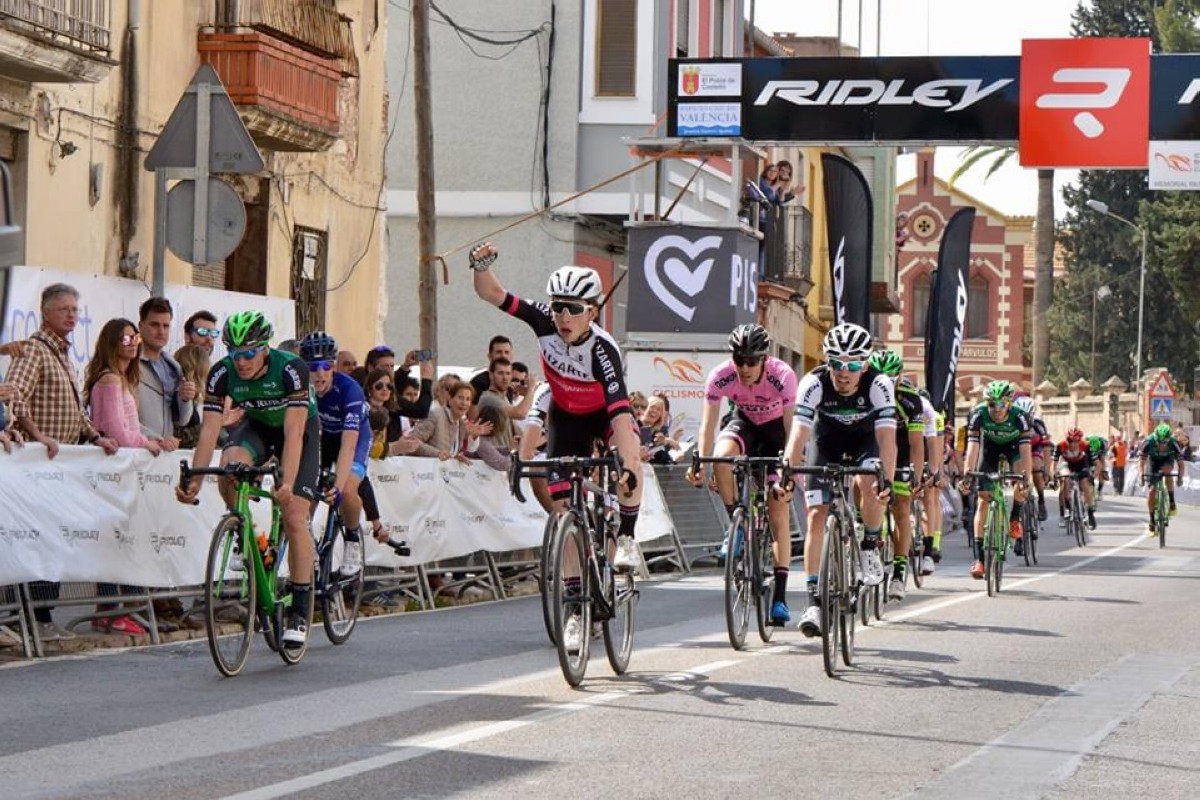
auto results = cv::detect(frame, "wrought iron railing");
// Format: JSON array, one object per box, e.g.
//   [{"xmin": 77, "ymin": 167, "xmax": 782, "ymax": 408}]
[
  {"xmin": 761, "ymin": 204, "xmax": 813, "ymax": 287},
  {"xmin": 0, "ymin": 0, "xmax": 111, "ymax": 54}
]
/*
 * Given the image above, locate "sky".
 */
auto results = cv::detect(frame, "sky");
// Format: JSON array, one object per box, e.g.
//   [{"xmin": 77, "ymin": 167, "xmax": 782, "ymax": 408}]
[{"xmin": 749, "ymin": 0, "xmax": 1085, "ymax": 217}]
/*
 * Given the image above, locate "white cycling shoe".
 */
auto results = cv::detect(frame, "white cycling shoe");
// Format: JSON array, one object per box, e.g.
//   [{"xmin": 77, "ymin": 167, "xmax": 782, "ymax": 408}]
[
  {"xmin": 612, "ymin": 536, "xmax": 640, "ymax": 573},
  {"xmin": 860, "ymin": 549, "xmax": 885, "ymax": 586}
]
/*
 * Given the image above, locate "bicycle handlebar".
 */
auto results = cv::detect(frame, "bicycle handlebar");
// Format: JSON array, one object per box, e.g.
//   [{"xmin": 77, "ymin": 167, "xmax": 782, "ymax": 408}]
[
  {"xmin": 965, "ymin": 471, "xmax": 1027, "ymax": 485},
  {"xmin": 508, "ymin": 450, "xmax": 624, "ymax": 504}
]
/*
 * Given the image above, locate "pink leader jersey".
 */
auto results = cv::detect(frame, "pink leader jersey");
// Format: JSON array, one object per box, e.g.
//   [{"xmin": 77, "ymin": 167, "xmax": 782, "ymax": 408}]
[{"xmin": 704, "ymin": 356, "xmax": 797, "ymax": 426}]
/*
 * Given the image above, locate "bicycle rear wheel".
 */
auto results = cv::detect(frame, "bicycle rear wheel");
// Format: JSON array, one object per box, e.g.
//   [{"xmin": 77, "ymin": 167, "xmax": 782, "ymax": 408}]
[
  {"xmin": 1026, "ymin": 502, "xmax": 1039, "ymax": 565},
  {"xmin": 539, "ymin": 513, "xmax": 558, "ymax": 646},
  {"xmin": 549, "ymin": 512, "xmax": 590, "ymax": 687},
  {"xmin": 723, "ymin": 508, "xmax": 751, "ymax": 651},
  {"xmin": 754, "ymin": 520, "xmax": 776, "ymax": 643},
  {"xmin": 320, "ymin": 518, "xmax": 364, "ymax": 645},
  {"xmin": 205, "ymin": 516, "xmax": 256, "ymax": 677},
  {"xmin": 819, "ymin": 515, "xmax": 843, "ymax": 678},
  {"xmin": 602, "ymin": 567, "xmax": 636, "ymax": 675}
]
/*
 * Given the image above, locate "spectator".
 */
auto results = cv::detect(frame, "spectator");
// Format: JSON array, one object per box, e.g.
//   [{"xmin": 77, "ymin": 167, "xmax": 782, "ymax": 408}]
[
  {"xmin": 7, "ymin": 283, "xmax": 119, "ymax": 643},
  {"xmin": 469, "ymin": 335, "xmax": 513, "ymax": 401},
  {"xmin": 775, "ymin": 160, "xmax": 798, "ymax": 204},
  {"xmin": 629, "ymin": 391, "xmax": 649, "ymax": 423},
  {"xmin": 475, "ymin": 357, "xmax": 535, "ymax": 450},
  {"xmin": 0, "ymin": 337, "xmax": 25, "ymax": 434},
  {"xmin": 365, "ymin": 345, "xmax": 395, "ymax": 374},
  {"xmin": 757, "ymin": 163, "xmax": 782, "ymax": 211},
  {"xmin": 173, "ymin": 344, "xmax": 210, "ymax": 449},
  {"xmin": 409, "ymin": 378, "xmax": 490, "ymax": 462},
  {"xmin": 397, "ymin": 376, "xmax": 421, "ymax": 434},
  {"xmin": 510, "ymin": 361, "xmax": 530, "ymax": 396},
  {"xmin": 469, "ymin": 403, "xmax": 510, "ymax": 472},
  {"xmin": 349, "ymin": 365, "xmax": 368, "ymax": 386},
  {"xmin": 1174, "ymin": 425, "xmax": 1194, "ymax": 462},
  {"xmin": 84, "ymin": 318, "xmax": 162, "ymax": 637},
  {"xmin": 364, "ymin": 368, "xmax": 400, "ymax": 457},
  {"xmin": 137, "ymin": 297, "xmax": 195, "ymax": 451},
  {"xmin": 435, "ymin": 373, "xmax": 462, "ymax": 407},
  {"xmin": 366, "ymin": 406, "xmax": 391, "ymax": 460},
  {"xmin": 392, "ymin": 349, "xmax": 435, "ymax": 414},
  {"xmin": 337, "ymin": 350, "xmax": 358, "ymax": 374},
  {"xmin": 182, "ymin": 310, "xmax": 219, "ymax": 355},
  {"xmin": 277, "ymin": 339, "xmax": 300, "ymax": 355},
  {"xmin": 640, "ymin": 395, "xmax": 680, "ymax": 465}
]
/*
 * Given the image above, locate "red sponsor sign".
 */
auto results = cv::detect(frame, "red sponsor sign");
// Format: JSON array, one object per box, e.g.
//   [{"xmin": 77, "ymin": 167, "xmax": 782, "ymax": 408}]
[{"xmin": 1019, "ymin": 38, "xmax": 1151, "ymax": 168}]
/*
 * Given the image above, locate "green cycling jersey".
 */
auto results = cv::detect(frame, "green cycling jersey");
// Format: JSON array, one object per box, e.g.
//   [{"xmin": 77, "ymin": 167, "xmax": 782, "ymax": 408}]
[
  {"xmin": 203, "ymin": 348, "xmax": 317, "ymax": 428},
  {"xmin": 965, "ymin": 402, "xmax": 1031, "ymax": 448}
]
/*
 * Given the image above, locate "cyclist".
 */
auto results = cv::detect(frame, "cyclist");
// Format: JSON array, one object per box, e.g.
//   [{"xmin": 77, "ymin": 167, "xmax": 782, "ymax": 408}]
[
  {"xmin": 915, "ymin": 386, "xmax": 945, "ymax": 575},
  {"xmin": 1086, "ymin": 433, "xmax": 1109, "ymax": 498},
  {"xmin": 960, "ymin": 380, "xmax": 1033, "ymax": 580},
  {"xmin": 175, "ymin": 311, "xmax": 320, "ymax": 648},
  {"xmin": 865, "ymin": 349, "xmax": 925, "ymax": 600},
  {"xmin": 1051, "ymin": 427, "xmax": 1097, "ymax": 529},
  {"xmin": 300, "ymin": 331, "xmax": 378, "ymax": 575},
  {"xmin": 469, "ymin": 242, "xmax": 642, "ymax": 650},
  {"xmin": 687, "ymin": 323, "xmax": 796, "ymax": 624},
  {"xmin": 1014, "ymin": 396, "xmax": 1051, "ymax": 522},
  {"xmin": 784, "ymin": 323, "xmax": 897, "ymax": 637},
  {"xmin": 1139, "ymin": 422, "xmax": 1186, "ymax": 533}
]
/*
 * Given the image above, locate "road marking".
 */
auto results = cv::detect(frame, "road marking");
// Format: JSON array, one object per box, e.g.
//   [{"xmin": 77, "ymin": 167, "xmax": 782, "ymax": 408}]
[
  {"xmin": 905, "ymin": 652, "xmax": 1198, "ymax": 799},
  {"xmin": 219, "ymin": 659, "xmax": 744, "ymax": 800}
]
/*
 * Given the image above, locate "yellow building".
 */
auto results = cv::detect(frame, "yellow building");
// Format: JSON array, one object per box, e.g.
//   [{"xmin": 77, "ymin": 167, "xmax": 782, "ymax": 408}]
[{"xmin": 0, "ymin": 1, "xmax": 386, "ymax": 355}]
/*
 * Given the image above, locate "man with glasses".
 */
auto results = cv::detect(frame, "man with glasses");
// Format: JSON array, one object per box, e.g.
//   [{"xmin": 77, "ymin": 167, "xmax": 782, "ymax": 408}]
[
  {"xmin": 784, "ymin": 323, "xmax": 897, "ymax": 637},
  {"xmin": 184, "ymin": 310, "xmax": 220, "ymax": 356},
  {"xmin": 175, "ymin": 310, "xmax": 320, "ymax": 649},
  {"xmin": 960, "ymin": 380, "xmax": 1033, "ymax": 579},
  {"xmin": 687, "ymin": 323, "xmax": 797, "ymax": 624},
  {"xmin": 469, "ymin": 242, "xmax": 643, "ymax": 652}
]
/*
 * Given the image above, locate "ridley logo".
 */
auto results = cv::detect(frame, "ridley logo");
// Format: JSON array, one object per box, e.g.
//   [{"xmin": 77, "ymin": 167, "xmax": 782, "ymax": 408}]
[
  {"xmin": 1034, "ymin": 67, "xmax": 1131, "ymax": 138},
  {"xmin": 753, "ymin": 78, "xmax": 1012, "ymax": 111}
]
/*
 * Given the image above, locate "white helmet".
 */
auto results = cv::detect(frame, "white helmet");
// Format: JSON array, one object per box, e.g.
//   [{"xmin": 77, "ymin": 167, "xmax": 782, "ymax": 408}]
[
  {"xmin": 1013, "ymin": 396, "xmax": 1036, "ymax": 415},
  {"xmin": 823, "ymin": 323, "xmax": 873, "ymax": 359},
  {"xmin": 547, "ymin": 265, "xmax": 603, "ymax": 302}
]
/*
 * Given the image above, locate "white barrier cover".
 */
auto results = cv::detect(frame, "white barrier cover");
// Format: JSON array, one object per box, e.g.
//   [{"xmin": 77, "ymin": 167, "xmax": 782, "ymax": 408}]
[{"xmin": 0, "ymin": 446, "xmax": 675, "ymax": 586}]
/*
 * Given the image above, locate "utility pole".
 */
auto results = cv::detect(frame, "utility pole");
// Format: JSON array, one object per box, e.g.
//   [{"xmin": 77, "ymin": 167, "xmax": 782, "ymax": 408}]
[{"xmin": 413, "ymin": 0, "xmax": 438, "ymax": 364}]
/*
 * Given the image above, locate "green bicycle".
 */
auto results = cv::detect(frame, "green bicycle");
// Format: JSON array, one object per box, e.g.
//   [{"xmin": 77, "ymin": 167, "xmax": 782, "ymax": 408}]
[
  {"xmin": 1147, "ymin": 471, "xmax": 1171, "ymax": 547},
  {"xmin": 967, "ymin": 470, "xmax": 1025, "ymax": 597},
  {"xmin": 180, "ymin": 461, "xmax": 315, "ymax": 677}
]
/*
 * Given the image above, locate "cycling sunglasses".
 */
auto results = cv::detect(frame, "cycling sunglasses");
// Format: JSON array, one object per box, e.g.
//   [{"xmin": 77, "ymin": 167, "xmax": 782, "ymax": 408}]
[
  {"xmin": 549, "ymin": 300, "xmax": 590, "ymax": 317},
  {"xmin": 733, "ymin": 354, "xmax": 763, "ymax": 367},
  {"xmin": 192, "ymin": 326, "xmax": 220, "ymax": 338},
  {"xmin": 230, "ymin": 345, "xmax": 264, "ymax": 361},
  {"xmin": 308, "ymin": 360, "xmax": 333, "ymax": 372},
  {"xmin": 987, "ymin": 400, "xmax": 1011, "ymax": 410},
  {"xmin": 828, "ymin": 358, "xmax": 866, "ymax": 372}
]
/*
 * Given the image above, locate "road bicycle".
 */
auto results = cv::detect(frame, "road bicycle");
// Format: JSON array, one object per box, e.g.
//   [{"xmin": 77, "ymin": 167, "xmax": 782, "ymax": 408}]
[
  {"xmin": 966, "ymin": 471, "xmax": 1025, "ymax": 597},
  {"xmin": 510, "ymin": 451, "xmax": 638, "ymax": 687},
  {"xmin": 691, "ymin": 452, "xmax": 780, "ymax": 650},
  {"xmin": 1018, "ymin": 472, "xmax": 1041, "ymax": 567},
  {"xmin": 788, "ymin": 460, "xmax": 883, "ymax": 678},
  {"xmin": 1146, "ymin": 470, "xmax": 1172, "ymax": 547},
  {"xmin": 1057, "ymin": 471, "xmax": 1090, "ymax": 548},
  {"xmin": 180, "ymin": 461, "xmax": 314, "ymax": 677}
]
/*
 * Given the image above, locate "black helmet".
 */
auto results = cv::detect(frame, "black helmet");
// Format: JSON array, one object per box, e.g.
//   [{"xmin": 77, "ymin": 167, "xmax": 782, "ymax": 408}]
[
  {"xmin": 299, "ymin": 331, "xmax": 338, "ymax": 362},
  {"xmin": 728, "ymin": 323, "xmax": 770, "ymax": 356}
]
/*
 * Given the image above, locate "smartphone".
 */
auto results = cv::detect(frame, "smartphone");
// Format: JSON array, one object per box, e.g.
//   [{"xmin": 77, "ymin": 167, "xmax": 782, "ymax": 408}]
[
  {"xmin": 639, "ymin": 426, "xmax": 655, "ymax": 447},
  {"xmin": 414, "ymin": 349, "xmax": 435, "ymax": 362}
]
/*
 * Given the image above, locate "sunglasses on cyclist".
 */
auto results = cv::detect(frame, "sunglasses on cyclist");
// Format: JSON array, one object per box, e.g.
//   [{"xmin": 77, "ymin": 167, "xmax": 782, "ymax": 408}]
[
  {"xmin": 733, "ymin": 354, "xmax": 763, "ymax": 368},
  {"xmin": 828, "ymin": 358, "xmax": 866, "ymax": 372},
  {"xmin": 230, "ymin": 345, "xmax": 264, "ymax": 361},
  {"xmin": 192, "ymin": 326, "xmax": 220, "ymax": 338},
  {"xmin": 119, "ymin": 333, "xmax": 141, "ymax": 347},
  {"xmin": 549, "ymin": 300, "xmax": 590, "ymax": 317},
  {"xmin": 373, "ymin": 381, "xmax": 393, "ymax": 392},
  {"xmin": 987, "ymin": 400, "xmax": 1011, "ymax": 410},
  {"xmin": 308, "ymin": 360, "xmax": 333, "ymax": 372}
]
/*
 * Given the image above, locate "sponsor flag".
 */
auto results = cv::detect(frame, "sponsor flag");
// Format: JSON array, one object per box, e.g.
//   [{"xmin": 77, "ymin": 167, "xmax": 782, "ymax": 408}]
[
  {"xmin": 925, "ymin": 207, "xmax": 976, "ymax": 419},
  {"xmin": 820, "ymin": 153, "xmax": 872, "ymax": 328}
]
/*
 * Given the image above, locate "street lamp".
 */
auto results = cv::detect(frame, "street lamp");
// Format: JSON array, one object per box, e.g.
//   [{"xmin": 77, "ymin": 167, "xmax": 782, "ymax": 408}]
[
  {"xmin": 1091, "ymin": 283, "xmax": 1111, "ymax": 388},
  {"xmin": 1085, "ymin": 198, "xmax": 1148, "ymax": 395}
]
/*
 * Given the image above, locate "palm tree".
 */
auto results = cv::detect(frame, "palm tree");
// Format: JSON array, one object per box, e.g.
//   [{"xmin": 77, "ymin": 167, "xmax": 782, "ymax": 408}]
[{"xmin": 949, "ymin": 146, "xmax": 1054, "ymax": 385}]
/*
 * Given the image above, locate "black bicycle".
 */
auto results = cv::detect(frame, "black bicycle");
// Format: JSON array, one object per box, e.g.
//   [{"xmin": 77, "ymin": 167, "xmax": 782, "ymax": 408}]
[
  {"xmin": 691, "ymin": 452, "xmax": 780, "ymax": 650},
  {"xmin": 510, "ymin": 451, "xmax": 638, "ymax": 687},
  {"xmin": 788, "ymin": 460, "xmax": 884, "ymax": 678}
]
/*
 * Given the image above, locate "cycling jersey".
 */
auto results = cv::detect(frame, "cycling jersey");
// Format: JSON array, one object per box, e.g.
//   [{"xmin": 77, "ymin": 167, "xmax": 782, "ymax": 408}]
[
  {"xmin": 965, "ymin": 404, "xmax": 1031, "ymax": 448},
  {"xmin": 204, "ymin": 349, "xmax": 317, "ymax": 426},
  {"xmin": 1029, "ymin": 417, "xmax": 1051, "ymax": 453},
  {"xmin": 1053, "ymin": 441, "xmax": 1097, "ymax": 469},
  {"xmin": 704, "ymin": 357, "xmax": 797, "ymax": 425},
  {"xmin": 794, "ymin": 365, "xmax": 897, "ymax": 436},
  {"xmin": 918, "ymin": 394, "xmax": 940, "ymax": 439},
  {"xmin": 317, "ymin": 371, "xmax": 372, "ymax": 474},
  {"xmin": 892, "ymin": 379, "xmax": 926, "ymax": 469},
  {"xmin": 498, "ymin": 293, "xmax": 629, "ymax": 418},
  {"xmin": 523, "ymin": 382, "xmax": 553, "ymax": 430},
  {"xmin": 1141, "ymin": 438, "xmax": 1184, "ymax": 466}
]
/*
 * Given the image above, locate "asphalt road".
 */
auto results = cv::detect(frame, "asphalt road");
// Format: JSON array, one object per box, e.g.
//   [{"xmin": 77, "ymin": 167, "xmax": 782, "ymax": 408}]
[{"xmin": 3, "ymin": 494, "xmax": 1199, "ymax": 800}]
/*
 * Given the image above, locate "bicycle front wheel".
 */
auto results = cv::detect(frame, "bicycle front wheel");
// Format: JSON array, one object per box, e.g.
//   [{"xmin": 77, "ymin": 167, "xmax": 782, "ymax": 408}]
[
  {"xmin": 754, "ymin": 520, "xmax": 776, "ymax": 644},
  {"xmin": 602, "ymin": 568, "xmax": 636, "ymax": 675},
  {"xmin": 984, "ymin": 506, "xmax": 1001, "ymax": 597},
  {"xmin": 819, "ymin": 514, "xmax": 843, "ymax": 678},
  {"xmin": 723, "ymin": 508, "xmax": 751, "ymax": 651},
  {"xmin": 320, "ymin": 519, "xmax": 364, "ymax": 645},
  {"xmin": 539, "ymin": 513, "xmax": 558, "ymax": 646},
  {"xmin": 204, "ymin": 516, "xmax": 256, "ymax": 677},
  {"xmin": 1157, "ymin": 487, "xmax": 1168, "ymax": 548},
  {"xmin": 549, "ymin": 512, "xmax": 590, "ymax": 687},
  {"xmin": 840, "ymin": 531, "xmax": 859, "ymax": 667},
  {"xmin": 910, "ymin": 510, "xmax": 925, "ymax": 589}
]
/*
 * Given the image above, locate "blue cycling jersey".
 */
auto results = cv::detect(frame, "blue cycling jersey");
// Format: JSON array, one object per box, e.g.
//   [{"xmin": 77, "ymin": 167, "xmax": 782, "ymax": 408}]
[{"xmin": 318, "ymin": 371, "xmax": 371, "ymax": 467}]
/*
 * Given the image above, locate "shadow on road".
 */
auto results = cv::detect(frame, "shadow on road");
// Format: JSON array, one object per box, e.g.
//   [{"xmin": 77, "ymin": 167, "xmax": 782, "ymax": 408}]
[
  {"xmin": 582, "ymin": 670, "xmax": 837, "ymax": 709},
  {"xmin": 888, "ymin": 618, "xmax": 1065, "ymax": 638},
  {"xmin": 1001, "ymin": 590, "xmax": 1140, "ymax": 604},
  {"xmin": 837, "ymin": 662, "xmax": 1068, "ymax": 697}
]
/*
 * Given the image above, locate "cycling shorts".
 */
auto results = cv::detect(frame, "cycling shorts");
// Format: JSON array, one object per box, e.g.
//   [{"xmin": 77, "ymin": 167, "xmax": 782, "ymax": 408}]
[
  {"xmin": 717, "ymin": 412, "xmax": 787, "ymax": 459},
  {"xmin": 545, "ymin": 403, "xmax": 613, "ymax": 500},
  {"xmin": 320, "ymin": 432, "xmax": 369, "ymax": 482},
  {"xmin": 224, "ymin": 414, "xmax": 321, "ymax": 502},
  {"xmin": 804, "ymin": 431, "xmax": 880, "ymax": 507}
]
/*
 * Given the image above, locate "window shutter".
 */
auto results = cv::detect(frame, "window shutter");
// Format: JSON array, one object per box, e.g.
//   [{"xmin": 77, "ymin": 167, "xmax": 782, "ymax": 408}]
[
  {"xmin": 597, "ymin": 0, "xmax": 638, "ymax": 97},
  {"xmin": 676, "ymin": 0, "xmax": 689, "ymax": 56}
]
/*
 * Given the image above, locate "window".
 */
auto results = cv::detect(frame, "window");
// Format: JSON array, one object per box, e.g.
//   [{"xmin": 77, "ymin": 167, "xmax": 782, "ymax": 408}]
[
  {"xmin": 676, "ymin": 0, "xmax": 689, "ymax": 56},
  {"xmin": 910, "ymin": 272, "xmax": 931, "ymax": 338},
  {"xmin": 967, "ymin": 275, "xmax": 989, "ymax": 339},
  {"xmin": 291, "ymin": 227, "xmax": 328, "ymax": 335},
  {"xmin": 597, "ymin": 0, "xmax": 638, "ymax": 96}
]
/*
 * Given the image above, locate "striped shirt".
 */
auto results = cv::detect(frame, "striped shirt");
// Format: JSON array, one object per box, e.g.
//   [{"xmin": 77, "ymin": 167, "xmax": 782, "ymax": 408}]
[{"xmin": 5, "ymin": 329, "xmax": 97, "ymax": 444}]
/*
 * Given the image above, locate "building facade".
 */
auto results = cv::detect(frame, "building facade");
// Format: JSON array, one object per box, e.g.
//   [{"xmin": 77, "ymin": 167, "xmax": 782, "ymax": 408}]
[{"xmin": 0, "ymin": 0, "xmax": 387, "ymax": 356}]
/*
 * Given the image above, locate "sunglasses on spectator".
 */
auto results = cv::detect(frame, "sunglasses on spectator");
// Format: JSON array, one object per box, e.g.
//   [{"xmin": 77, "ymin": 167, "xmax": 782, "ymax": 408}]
[
  {"xmin": 733, "ymin": 355, "xmax": 763, "ymax": 367},
  {"xmin": 230, "ymin": 345, "xmax": 264, "ymax": 361},
  {"xmin": 308, "ymin": 360, "xmax": 333, "ymax": 372},
  {"xmin": 828, "ymin": 358, "xmax": 866, "ymax": 372},
  {"xmin": 192, "ymin": 326, "xmax": 220, "ymax": 338},
  {"xmin": 373, "ymin": 381, "xmax": 393, "ymax": 392},
  {"xmin": 119, "ymin": 333, "xmax": 142, "ymax": 347},
  {"xmin": 550, "ymin": 300, "xmax": 589, "ymax": 316}
]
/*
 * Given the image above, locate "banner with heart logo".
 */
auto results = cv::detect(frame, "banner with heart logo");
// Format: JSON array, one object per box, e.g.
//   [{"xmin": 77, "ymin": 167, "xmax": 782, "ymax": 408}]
[{"xmin": 626, "ymin": 226, "xmax": 758, "ymax": 335}]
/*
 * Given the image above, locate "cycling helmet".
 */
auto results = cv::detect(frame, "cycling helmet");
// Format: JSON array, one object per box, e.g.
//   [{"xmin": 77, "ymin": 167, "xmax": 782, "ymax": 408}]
[
  {"xmin": 223, "ymin": 310, "xmax": 272, "ymax": 349},
  {"xmin": 1013, "ymin": 396, "xmax": 1036, "ymax": 415},
  {"xmin": 868, "ymin": 349, "xmax": 903, "ymax": 377},
  {"xmin": 546, "ymin": 265, "xmax": 603, "ymax": 303},
  {"xmin": 299, "ymin": 330, "xmax": 338, "ymax": 362},
  {"xmin": 984, "ymin": 380, "xmax": 1016, "ymax": 404},
  {"xmin": 1066, "ymin": 427, "xmax": 1083, "ymax": 442},
  {"xmin": 728, "ymin": 323, "xmax": 771, "ymax": 356},
  {"xmin": 822, "ymin": 323, "xmax": 873, "ymax": 359},
  {"xmin": 1154, "ymin": 422, "xmax": 1173, "ymax": 441}
]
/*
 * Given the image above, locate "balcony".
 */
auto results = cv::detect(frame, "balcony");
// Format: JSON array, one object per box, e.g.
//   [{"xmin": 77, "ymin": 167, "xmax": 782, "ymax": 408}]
[
  {"xmin": 0, "ymin": 0, "xmax": 115, "ymax": 83},
  {"xmin": 760, "ymin": 204, "xmax": 815, "ymax": 296}
]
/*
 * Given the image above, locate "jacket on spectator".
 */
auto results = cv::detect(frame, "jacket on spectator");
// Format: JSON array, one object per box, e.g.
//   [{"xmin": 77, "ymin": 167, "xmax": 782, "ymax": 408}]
[
  {"xmin": 6, "ymin": 329, "xmax": 99, "ymax": 443},
  {"xmin": 469, "ymin": 435, "xmax": 509, "ymax": 472},
  {"xmin": 409, "ymin": 402, "xmax": 475, "ymax": 458},
  {"xmin": 89, "ymin": 378, "xmax": 152, "ymax": 448},
  {"xmin": 138, "ymin": 351, "xmax": 194, "ymax": 439}
]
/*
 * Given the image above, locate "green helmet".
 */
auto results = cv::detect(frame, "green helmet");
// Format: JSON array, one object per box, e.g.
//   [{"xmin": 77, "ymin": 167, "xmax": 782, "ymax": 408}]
[
  {"xmin": 984, "ymin": 380, "xmax": 1015, "ymax": 404},
  {"xmin": 1154, "ymin": 423, "xmax": 1172, "ymax": 441},
  {"xmin": 222, "ymin": 310, "xmax": 273, "ymax": 349},
  {"xmin": 868, "ymin": 349, "xmax": 903, "ymax": 377}
]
